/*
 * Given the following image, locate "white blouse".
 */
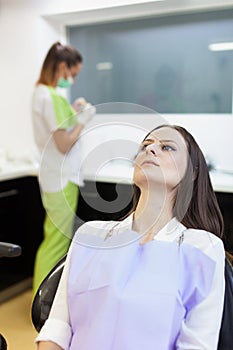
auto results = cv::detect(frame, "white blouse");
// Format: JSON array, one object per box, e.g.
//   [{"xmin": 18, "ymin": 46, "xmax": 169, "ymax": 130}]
[{"xmin": 36, "ymin": 214, "xmax": 225, "ymax": 350}]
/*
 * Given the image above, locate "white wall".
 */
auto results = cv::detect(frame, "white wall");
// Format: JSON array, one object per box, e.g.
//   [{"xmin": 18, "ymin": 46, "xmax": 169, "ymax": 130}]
[
  {"xmin": 0, "ymin": 0, "xmax": 233, "ymax": 171},
  {"xmin": 0, "ymin": 0, "xmax": 64, "ymax": 155}
]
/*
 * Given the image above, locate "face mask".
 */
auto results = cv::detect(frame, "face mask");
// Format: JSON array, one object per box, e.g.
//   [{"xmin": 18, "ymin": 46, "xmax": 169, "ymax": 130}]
[{"xmin": 57, "ymin": 76, "xmax": 74, "ymax": 88}]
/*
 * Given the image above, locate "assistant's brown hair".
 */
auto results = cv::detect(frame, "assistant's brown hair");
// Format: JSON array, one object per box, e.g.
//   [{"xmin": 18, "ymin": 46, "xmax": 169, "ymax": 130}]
[
  {"xmin": 128, "ymin": 124, "xmax": 224, "ymax": 238},
  {"xmin": 37, "ymin": 42, "xmax": 83, "ymax": 86}
]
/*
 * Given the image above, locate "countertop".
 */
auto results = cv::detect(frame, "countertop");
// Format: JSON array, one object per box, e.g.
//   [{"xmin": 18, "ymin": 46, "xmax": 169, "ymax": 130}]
[
  {"xmin": 0, "ymin": 159, "xmax": 233, "ymax": 194},
  {"xmin": 0, "ymin": 161, "xmax": 39, "ymax": 182}
]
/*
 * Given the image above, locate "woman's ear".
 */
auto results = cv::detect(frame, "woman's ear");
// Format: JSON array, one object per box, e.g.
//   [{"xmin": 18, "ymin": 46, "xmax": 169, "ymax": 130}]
[{"xmin": 57, "ymin": 61, "xmax": 66, "ymax": 76}]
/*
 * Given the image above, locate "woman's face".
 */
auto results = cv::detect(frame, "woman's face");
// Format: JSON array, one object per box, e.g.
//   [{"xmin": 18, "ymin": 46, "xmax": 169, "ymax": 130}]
[
  {"xmin": 69, "ymin": 63, "xmax": 82, "ymax": 81},
  {"xmin": 133, "ymin": 127, "xmax": 188, "ymax": 191},
  {"xmin": 59, "ymin": 62, "xmax": 82, "ymax": 82}
]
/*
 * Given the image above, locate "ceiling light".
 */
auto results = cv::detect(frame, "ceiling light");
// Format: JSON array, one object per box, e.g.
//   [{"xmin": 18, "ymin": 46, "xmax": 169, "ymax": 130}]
[
  {"xmin": 208, "ymin": 42, "xmax": 233, "ymax": 51},
  {"xmin": 96, "ymin": 62, "xmax": 113, "ymax": 70}
]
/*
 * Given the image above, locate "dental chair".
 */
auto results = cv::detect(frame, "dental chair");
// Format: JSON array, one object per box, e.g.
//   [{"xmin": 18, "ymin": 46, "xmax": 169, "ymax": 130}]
[
  {"xmin": 0, "ymin": 243, "xmax": 21, "ymax": 259},
  {"xmin": 0, "ymin": 335, "xmax": 6, "ymax": 350},
  {"xmin": 31, "ymin": 255, "xmax": 66, "ymax": 332},
  {"xmin": 217, "ymin": 252, "xmax": 233, "ymax": 350},
  {"xmin": 0, "ymin": 242, "xmax": 22, "ymax": 350}
]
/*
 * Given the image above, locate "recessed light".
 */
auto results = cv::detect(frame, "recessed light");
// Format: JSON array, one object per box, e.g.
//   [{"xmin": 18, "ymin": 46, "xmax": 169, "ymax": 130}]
[
  {"xmin": 96, "ymin": 62, "xmax": 113, "ymax": 70},
  {"xmin": 208, "ymin": 42, "xmax": 233, "ymax": 51}
]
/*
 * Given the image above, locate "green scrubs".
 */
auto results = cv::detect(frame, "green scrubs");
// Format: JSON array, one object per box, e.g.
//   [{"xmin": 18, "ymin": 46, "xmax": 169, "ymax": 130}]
[{"xmin": 33, "ymin": 87, "xmax": 80, "ymax": 295}]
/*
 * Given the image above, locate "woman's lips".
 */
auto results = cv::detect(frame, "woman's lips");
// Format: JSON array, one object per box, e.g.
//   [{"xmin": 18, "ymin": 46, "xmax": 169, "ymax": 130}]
[{"xmin": 141, "ymin": 159, "xmax": 159, "ymax": 167}]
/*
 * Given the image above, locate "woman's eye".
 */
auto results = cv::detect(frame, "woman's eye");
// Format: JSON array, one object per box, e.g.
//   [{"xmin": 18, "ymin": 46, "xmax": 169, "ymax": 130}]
[
  {"xmin": 161, "ymin": 144, "xmax": 175, "ymax": 151},
  {"xmin": 140, "ymin": 143, "xmax": 149, "ymax": 151}
]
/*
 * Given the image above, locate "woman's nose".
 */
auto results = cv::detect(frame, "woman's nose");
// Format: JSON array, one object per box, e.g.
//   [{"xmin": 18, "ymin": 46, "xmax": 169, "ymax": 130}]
[{"xmin": 146, "ymin": 143, "xmax": 160, "ymax": 156}]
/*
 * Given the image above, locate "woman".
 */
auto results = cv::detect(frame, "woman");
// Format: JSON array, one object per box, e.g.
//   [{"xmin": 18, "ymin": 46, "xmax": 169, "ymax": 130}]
[
  {"xmin": 32, "ymin": 42, "xmax": 94, "ymax": 295},
  {"xmin": 36, "ymin": 125, "xmax": 225, "ymax": 349}
]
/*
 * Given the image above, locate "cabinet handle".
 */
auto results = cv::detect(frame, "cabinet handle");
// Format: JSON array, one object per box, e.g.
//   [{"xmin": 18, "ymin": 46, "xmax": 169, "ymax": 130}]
[{"xmin": 0, "ymin": 189, "xmax": 19, "ymax": 199}]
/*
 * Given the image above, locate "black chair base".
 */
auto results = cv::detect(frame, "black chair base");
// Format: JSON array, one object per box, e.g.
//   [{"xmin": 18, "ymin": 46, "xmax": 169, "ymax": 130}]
[{"xmin": 0, "ymin": 334, "xmax": 7, "ymax": 350}]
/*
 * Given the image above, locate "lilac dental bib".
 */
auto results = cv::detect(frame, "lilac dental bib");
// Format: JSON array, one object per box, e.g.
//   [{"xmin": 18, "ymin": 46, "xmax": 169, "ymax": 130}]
[{"xmin": 68, "ymin": 232, "xmax": 215, "ymax": 350}]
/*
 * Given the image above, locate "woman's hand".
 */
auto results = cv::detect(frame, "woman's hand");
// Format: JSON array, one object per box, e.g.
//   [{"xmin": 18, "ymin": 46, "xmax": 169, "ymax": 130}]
[{"xmin": 78, "ymin": 103, "xmax": 96, "ymax": 126}]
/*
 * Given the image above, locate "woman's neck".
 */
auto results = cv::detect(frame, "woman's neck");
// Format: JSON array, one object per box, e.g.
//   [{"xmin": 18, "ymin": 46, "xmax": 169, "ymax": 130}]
[{"xmin": 133, "ymin": 187, "xmax": 174, "ymax": 242}]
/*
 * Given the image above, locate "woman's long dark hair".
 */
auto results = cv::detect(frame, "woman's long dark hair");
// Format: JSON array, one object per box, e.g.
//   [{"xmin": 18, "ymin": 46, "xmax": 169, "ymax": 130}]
[
  {"xmin": 37, "ymin": 42, "xmax": 83, "ymax": 86},
  {"xmin": 128, "ymin": 124, "xmax": 224, "ymax": 238}
]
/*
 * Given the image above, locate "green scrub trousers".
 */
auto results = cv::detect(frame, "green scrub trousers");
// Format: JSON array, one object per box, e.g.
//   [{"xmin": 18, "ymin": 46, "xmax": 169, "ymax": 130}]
[{"xmin": 33, "ymin": 181, "xmax": 78, "ymax": 295}]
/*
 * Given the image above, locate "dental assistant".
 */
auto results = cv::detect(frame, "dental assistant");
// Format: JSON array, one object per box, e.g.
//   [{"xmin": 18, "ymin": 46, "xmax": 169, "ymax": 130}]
[{"xmin": 31, "ymin": 42, "xmax": 92, "ymax": 295}]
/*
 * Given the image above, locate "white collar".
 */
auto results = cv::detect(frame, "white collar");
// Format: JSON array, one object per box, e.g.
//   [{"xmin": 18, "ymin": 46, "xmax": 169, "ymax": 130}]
[{"xmin": 116, "ymin": 213, "xmax": 186, "ymax": 242}]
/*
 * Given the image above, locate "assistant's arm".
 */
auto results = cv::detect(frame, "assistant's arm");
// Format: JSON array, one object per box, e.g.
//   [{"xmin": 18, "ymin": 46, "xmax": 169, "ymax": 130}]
[
  {"xmin": 53, "ymin": 102, "xmax": 96, "ymax": 154},
  {"xmin": 53, "ymin": 124, "xmax": 83, "ymax": 154}
]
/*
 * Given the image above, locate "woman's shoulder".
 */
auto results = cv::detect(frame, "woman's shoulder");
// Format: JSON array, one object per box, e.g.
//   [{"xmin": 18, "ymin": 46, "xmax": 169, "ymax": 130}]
[
  {"xmin": 34, "ymin": 83, "xmax": 49, "ymax": 93},
  {"xmin": 33, "ymin": 84, "xmax": 51, "ymax": 101},
  {"xmin": 183, "ymin": 227, "xmax": 225, "ymax": 260},
  {"xmin": 74, "ymin": 220, "xmax": 120, "ymax": 238},
  {"xmin": 70, "ymin": 220, "xmax": 122, "ymax": 248}
]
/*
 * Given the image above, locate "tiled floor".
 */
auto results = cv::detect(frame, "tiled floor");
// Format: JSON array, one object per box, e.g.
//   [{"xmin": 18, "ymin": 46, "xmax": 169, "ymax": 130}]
[{"xmin": 0, "ymin": 289, "xmax": 37, "ymax": 350}]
